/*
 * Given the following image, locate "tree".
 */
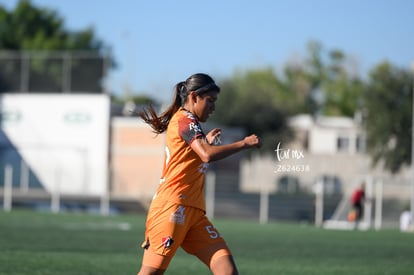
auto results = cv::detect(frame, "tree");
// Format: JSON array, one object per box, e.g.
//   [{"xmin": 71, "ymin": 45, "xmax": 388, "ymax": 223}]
[
  {"xmin": 281, "ymin": 59, "xmax": 313, "ymax": 114},
  {"xmin": 0, "ymin": 0, "xmax": 111, "ymax": 93},
  {"xmin": 212, "ymin": 69, "xmax": 291, "ymax": 153},
  {"xmin": 211, "ymin": 42, "xmax": 366, "ymax": 155},
  {"xmin": 364, "ymin": 62, "xmax": 413, "ymax": 173},
  {"xmin": 295, "ymin": 41, "xmax": 364, "ymax": 117},
  {"xmin": 281, "ymin": 41, "xmax": 364, "ymax": 117},
  {"xmin": 322, "ymin": 49, "xmax": 365, "ymax": 117}
]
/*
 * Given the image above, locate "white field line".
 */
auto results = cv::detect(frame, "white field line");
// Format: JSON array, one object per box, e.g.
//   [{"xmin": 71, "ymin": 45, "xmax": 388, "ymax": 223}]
[{"xmin": 61, "ymin": 221, "xmax": 132, "ymax": 231}]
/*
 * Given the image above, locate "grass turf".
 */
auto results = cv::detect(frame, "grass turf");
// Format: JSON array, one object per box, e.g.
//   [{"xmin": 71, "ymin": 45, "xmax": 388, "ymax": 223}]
[{"xmin": 1, "ymin": 210, "xmax": 414, "ymax": 274}]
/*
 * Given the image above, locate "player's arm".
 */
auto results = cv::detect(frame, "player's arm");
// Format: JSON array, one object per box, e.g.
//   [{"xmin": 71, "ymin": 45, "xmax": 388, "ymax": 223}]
[{"xmin": 191, "ymin": 133, "xmax": 261, "ymax": 163}]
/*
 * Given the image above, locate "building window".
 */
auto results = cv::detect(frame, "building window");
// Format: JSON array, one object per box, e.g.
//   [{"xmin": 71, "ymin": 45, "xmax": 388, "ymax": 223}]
[
  {"xmin": 316, "ymin": 175, "xmax": 343, "ymax": 195},
  {"xmin": 277, "ymin": 176, "xmax": 300, "ymax": 194},
  {"xmin": 337, "ymin": 136, "xmax": 350, "ymax": 152},
  {"xmin": 356, "ymin": 134, "xmax": 365, "ymax": 153}
]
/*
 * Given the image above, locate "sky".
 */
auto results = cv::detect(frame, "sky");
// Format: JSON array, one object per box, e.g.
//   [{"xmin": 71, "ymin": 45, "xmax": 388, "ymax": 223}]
[{"xmin": 2, "ymin": 0, "xmax": 414, "ymax": 103}]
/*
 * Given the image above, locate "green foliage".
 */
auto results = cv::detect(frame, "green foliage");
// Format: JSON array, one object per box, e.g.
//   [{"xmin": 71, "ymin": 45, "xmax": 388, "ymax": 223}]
[
  {"xmin": 212, "ymin": 41, "xmax": 365, "ymax": 154},
  {"xmin": 282, "ymin": 61, "xmax": 314, "ymax": 114},
  {"xmin": 0, "ymin": 0, "xmax": 110, "ymax": 93},
  {"xmin": 364, "ymin": 62, "xmax": 413, "ymax": 173},
  {"xmin": 111, "ymin": 93, "xmax": 158, "ymax": 106},
  {"xmin": 301, "ymin": 41, "xmax": 364, "ymax": 116},
  {"xmin": 0, "ymin": 0, "xmax": 102, "ymax": 50},
  {"xmin": 129, "ymin": 94, "xmax": 158, "ymax": 105},
  {"xmin": 210, "ymin": 41, "xmax": 413, "ymax": 174},
  {"xmin": 212, "ymin": 69, "xmax": 292, "ymax": 153}
]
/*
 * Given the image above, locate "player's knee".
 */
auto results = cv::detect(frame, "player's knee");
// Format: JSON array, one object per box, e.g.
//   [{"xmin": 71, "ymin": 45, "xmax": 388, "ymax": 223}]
[
  {"xmin": 211, "ymin": 255, "xmax": 239, "ymax": 275},
  {"xmin": 137, "ymin": 266, "xmax": 165, "ymax": 275},
  {"xmin": 212, "ymin": 266, "xmax": 239, "ymax": 275}
]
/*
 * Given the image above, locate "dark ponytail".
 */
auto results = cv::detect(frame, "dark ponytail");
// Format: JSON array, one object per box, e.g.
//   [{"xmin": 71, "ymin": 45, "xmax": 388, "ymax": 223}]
[{"xmin": 139, "ymin": 73, "xmax": 219, "ymax": 134}]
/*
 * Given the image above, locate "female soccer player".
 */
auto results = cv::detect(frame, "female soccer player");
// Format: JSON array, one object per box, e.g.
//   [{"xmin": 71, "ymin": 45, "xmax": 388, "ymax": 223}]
[{"xmin": 137, "ymin": 73, "xmax": 261, "ymax": 275}]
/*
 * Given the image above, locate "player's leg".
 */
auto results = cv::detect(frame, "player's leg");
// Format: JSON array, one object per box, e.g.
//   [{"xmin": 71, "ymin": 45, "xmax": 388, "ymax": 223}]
[
  {"xmin": 137, "ymin": 203, "xmax": 188, "ymax": 274},
  {"xmin": 137, "ymin": 249, "xmax": 168, "ymax": 275},
  {"xmin": 195, "ymin": 245, "xmax": 238, "ymax": 275},
  {"xmin": 137, "ymin": 266, "xmax": 164, "ymax": 275},
  {"xmin": 182, "ymin": 211, "xmax": 238, "ymax": 275},
  {"xmin": 209, "ymin": 254, "xmax": 238, "ymax": 275},
  {"xmin": 359, "ymin": 203, "xmax": 364, "ymax": 220},
  {"xmin": 352, "ymin": 203, "xmax": 362, "ymax": 229}
]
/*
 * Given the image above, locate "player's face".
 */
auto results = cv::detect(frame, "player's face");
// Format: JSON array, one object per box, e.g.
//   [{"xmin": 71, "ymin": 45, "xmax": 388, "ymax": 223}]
[{"xmin": 196, "ymin": 90, "xmax": 218, "ymax": 122}]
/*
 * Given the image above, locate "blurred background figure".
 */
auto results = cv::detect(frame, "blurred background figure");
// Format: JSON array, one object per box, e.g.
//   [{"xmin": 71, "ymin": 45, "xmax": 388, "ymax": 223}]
[
  {"xmin": 350, "ymin": 182, "xmax": 366, "ymax": 227},
  {"xmin": 400, "ymin": 208, "xmax": 412, "ymax": 232}
]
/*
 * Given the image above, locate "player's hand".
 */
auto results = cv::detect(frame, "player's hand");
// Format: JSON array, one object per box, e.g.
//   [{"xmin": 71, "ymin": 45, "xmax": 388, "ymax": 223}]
[
  {"xmin": 206, "ymin": 128, "xmax": 221, "ymax": 145},
  {"xmin": 243, "ymin": 134, "xmax": 261, "ymax": 148}
]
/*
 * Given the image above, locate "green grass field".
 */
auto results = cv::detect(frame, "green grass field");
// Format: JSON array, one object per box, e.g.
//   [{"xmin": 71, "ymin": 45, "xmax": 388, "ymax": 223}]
[{"xmin": 1, "ymin": 210, "xmax": 414, "ymax": 275}]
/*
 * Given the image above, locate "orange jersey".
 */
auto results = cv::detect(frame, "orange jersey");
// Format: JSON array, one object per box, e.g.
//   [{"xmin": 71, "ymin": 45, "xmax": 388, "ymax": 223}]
[{"xmin": 152, "ymin": 108, "xmax": 208, "ymax": 211}]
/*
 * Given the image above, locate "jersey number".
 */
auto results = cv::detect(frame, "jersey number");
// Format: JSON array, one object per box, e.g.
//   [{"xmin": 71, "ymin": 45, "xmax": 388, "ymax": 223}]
[{"xmin": 205, "ymin": 225, "xmax": 219, "ymax": 239}]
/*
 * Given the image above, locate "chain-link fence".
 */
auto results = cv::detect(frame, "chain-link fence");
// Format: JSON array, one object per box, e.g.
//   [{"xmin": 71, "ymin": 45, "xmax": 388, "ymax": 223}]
[{"xmin": 0, "ymin": 51, "xmax": 111, "ymax": 93}]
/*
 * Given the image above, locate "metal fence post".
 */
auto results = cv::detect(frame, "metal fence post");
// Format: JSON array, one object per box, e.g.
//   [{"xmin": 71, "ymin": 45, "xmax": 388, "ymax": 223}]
[
  {"xmin": 20, "ymin": 160, "xmax": 29, "ymax": 193},
  {"xmin": 205, "ymin": 171, "xmax": 216, "ymax": 219},
  {"xmin": 314, "ymin": 179, "xmax": 324, "ymax": 227},
  {"xmin": 259, "ymin": 184, "xmax": 269, "ymax": 224},
  {"xmin": 51, "ymin": 166, "xmax": 61, "ymax": 213},
  {"xmin": 3, "ymin": 165, "xmax": 13, "ymax": 211},
  {"xmin": 374, "ymin": 180, "xmax": 383, "ymax": 230}
]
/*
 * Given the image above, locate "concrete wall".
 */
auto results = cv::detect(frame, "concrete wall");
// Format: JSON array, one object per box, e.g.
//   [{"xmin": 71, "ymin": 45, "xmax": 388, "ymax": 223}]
[{"xmin": 110, "ymin": 118, "xmax": 164, "ymax": 203}]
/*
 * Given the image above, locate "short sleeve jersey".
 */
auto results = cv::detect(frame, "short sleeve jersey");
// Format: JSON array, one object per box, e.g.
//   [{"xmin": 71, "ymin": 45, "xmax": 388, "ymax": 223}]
[
  {"xmin": 351, "ymin": 189, "xmax": 365, "ymax": 204},
  {"xmin": 151, "ymin": 108, "xmax": 209, "ymax": 211}
]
